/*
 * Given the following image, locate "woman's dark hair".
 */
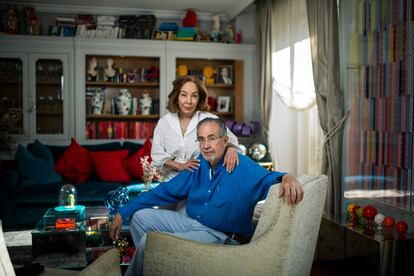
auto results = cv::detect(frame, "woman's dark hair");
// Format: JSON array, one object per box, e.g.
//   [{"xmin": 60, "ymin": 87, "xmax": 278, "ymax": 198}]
[{"xmin": 166, "ymin": 75, "xmax": 209, "ymax": 113}]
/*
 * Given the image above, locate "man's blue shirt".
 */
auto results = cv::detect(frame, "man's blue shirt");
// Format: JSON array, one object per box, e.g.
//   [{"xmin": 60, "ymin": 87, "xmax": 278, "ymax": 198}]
[{"xmin": 118, "ymin": 154, "xmax": 285, "ymax": 236}]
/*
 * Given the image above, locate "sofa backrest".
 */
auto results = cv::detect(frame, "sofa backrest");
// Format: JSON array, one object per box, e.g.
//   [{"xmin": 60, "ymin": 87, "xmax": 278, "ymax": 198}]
[{"xmin": 26, "ymin": 141, "xmax": 144, "ymax": 163}]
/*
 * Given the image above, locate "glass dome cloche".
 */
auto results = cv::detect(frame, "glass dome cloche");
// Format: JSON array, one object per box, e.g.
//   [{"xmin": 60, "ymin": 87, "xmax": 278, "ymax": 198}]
[{"xmin": 59, "ymin": 184, "xmax": 77, "ymax": 207}]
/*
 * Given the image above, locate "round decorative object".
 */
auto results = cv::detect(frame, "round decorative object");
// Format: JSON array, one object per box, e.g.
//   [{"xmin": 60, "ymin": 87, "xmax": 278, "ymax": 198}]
[
  {"xmin": 346, "ymin": 203, "xmax": 356, "ymax": 215},
  {"xmin": 248, "ymin": 143, "xmax": 267, "ymax": 161},
  {"xmin": 232, "ymin": 122, "xmax": 244, "ymax": 136},
  {"xmin": 59, "ymin": 184, "xmax": 77, "ymax": 207},
  {"xmin": 105, "ymin": 186, "xmax": 129, "ymax": 216},
  {"xmin": 237, "ymin": 144, "xmax": 247, "ymax": 155},
  {"xmin": 374, "ymin": 213, "xmax": 385, "ymax": 225},
  {"xmin": 396, "ymin": 221, "xmax": 408, "ymax": 237},
  {"xmin": 352, "ymin": 205, "xmax": 360, "ymax": 218},
  {"xmin": 383, "ymin": 216, "xmax": 395, "ymax": 227},
  {"xmin": 362, "ymin": 205, "xmax": 377, "ymax": 219}
]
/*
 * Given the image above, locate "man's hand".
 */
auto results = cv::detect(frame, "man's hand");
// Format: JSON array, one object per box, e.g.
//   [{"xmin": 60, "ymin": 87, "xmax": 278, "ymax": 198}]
[
  {"xmin": 223, "ymin": 146, "xmax": 239, "ymax": 173},
  {"xmin": 278, "ymin": 174, "xmax": 304, "ymax": 205},
  {"xmin": 110, "ymin": 213, "xmax": 123, "ymax": 241}
]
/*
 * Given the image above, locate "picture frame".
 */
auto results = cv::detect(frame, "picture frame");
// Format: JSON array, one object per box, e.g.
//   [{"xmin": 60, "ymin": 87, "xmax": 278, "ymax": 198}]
[
  {"xmin": 216, "ymin": 65, "xmax": 233, "ymax": 84},
  {"xmin": 217, "ymin": 96, "xmax": 231, "ymax": 112}
]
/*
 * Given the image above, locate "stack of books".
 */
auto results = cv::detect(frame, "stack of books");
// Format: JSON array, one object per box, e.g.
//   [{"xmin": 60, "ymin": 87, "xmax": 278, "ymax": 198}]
[{"xmin": 55, "ymin": 17, "xmax": 76, "ymax": 36}]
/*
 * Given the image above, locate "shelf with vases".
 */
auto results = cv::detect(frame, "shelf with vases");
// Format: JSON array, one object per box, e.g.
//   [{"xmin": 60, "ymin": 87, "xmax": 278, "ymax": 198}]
[
  {"xmin": 86, "ymin": 81, "xmax": 159, "ymax": 88},
  {"xmin": 86, "ymin": 114, "xmax": 159, "ymax": 120}
]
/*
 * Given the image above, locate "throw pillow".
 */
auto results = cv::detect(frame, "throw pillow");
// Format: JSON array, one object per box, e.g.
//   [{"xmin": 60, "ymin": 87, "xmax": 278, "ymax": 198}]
[
  {"xmin": 15, "ymin": 144, "xmax": 62, "ymax": 184},
  {"xmin": 54, "ymin": 138, "xmax": 93, "ymax": 183},
  {"xmin": 123, "ymin": 138, "xmax": 152, "ymax": 180},
  {"xmin": 89, "ymin": 150, "xmax": 131, "ymax": 183},
  {"xmin": 30, "ymin": 139, "xmax": 54, "ymax": 160}
]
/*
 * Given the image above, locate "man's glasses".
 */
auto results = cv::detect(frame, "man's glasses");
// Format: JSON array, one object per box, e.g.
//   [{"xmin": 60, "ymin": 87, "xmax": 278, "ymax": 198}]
[{"xmin": 196, "ymin": 136, "xmax": 222, "ymax": 145}]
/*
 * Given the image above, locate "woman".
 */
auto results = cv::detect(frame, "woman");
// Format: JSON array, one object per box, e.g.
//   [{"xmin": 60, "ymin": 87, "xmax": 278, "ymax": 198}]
[{"xmin": 152, "ymin": 75, "xmax": 239, "ymax": 181}]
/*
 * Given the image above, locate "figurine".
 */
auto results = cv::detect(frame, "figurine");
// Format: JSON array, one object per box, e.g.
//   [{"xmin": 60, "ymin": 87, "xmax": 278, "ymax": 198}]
[
  {"xmin": 87, "ymin": 57, "xmax": 98, "ymax": 81},
  {"xmin": 383, "ymin": 216, "xmax": 395, "ymax": 240},
  {"xmin": 395, "ymin": 221, "xmax": 408, "ymax": 240},
  {"xmin": 104, "ymin": 58, "xmax": 116, "ymax": 81},
  {"xmin": 223, "ymin": 24, "xmax": 234, "ymax": 43},
  {"xmin": 203, "ymin": 66, "xmax": 216, "ymax": 85},
  {"xmin": 374, "ymin": 213, "xmax": 385, "ymax": 235},
  {"xmin": 24, "ymin": 6, "xmax": 41, "ymax": 35},
  {"xmin": 139, "ymin": 92, "xmax": 152, "ymax": 115},
  {"xmin": 362, "ymin": 205, "xmax": 377, "ymax": 236},
  {"xmin": 210, "ymin": 15, "xmax": 222, "ymax": 42},
  {"xmin": 91, "ymin": 90, "xmax": 104, "ymax": 115},
  {"xmin": 115, "ymin": 89, "xmax": 132, "ymax": 115},
  {"xmin": 4, "ymin": 5, "xmax": 19, "ymax": 34},
  {"xmin": 177, "ymin": 65, "xmax": 188, "ymax": 77}
]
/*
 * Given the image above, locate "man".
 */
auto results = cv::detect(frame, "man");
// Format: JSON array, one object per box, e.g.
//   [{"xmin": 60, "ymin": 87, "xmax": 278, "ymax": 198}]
[{"xmin": 110, "ymin": 118, "xmax": 303, "ymax": 276}]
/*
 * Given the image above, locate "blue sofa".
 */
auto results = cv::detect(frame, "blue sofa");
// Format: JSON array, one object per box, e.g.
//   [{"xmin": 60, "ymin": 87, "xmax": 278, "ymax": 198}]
[{"xmin": 0, "ymin": 141, "xmax": 149, "ymax": 229}]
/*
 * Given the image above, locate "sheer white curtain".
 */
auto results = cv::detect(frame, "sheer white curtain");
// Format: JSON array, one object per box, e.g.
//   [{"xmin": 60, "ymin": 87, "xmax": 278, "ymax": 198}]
[{"xmin": 269, "ymin": 0, "xmax": 322, "ymax": 176}]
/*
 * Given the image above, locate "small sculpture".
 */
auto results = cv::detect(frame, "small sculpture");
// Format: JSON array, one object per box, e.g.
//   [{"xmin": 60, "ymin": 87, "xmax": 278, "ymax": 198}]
[
  {"xmin": 346, "ymin": 203, "xmax": 356, "ymax": 225},
  {"xmin": 115, "ymin": 89, "xmax": 132, "ymax": 115},
  {"xmin": 223, "ymin": 24, "xmax": 234, "ymax": 43},
  {"xmin": 211, "ymin": 14, "xmax": 222, "ymax": 42},
  {"xmin": 374, "ymin": 213, "xmax": 385, "ymax": 235},
  {"xmin": 203, "ymin": 66, "xmax": 216, "ymax": 85},
  {"xmin": 87, "ymin": 57, "xmax": 98, "ymax": 81},
  {"xmin": 177, "ymin": 65, "xmax": 188, "ymax": 77},
  {"xmin": 383, "ymin": 216, "xmax": 395, "ymax": 240},
  {"xmin": 91, "ymin": 90, "xmax": 104, "ymax": 115},
  {"xmin": 362, "ymin": 205, "xmax": 377, "ymax": 236},
  {"xmin": 395, "ymin": 221, "xmax": 408, "ymax": 240},
  {"xmin": 139, "ymin": 92, "xmax": 152, "ymax": 115},
  {"xmin": 104, "ymin": 58, "xmax": 116, "ymax": 81}
]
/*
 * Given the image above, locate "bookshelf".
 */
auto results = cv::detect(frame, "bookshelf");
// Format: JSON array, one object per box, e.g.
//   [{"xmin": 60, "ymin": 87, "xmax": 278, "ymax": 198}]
[{"xmin": 84, "ymin": 55, "xmax": 160, "ymax": 140}]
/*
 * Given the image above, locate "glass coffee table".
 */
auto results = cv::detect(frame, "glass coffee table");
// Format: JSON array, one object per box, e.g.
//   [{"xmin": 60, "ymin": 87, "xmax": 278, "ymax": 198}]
[{"xmin": 31, "ymin": 205, "xmax": 131, "ymax": 269}]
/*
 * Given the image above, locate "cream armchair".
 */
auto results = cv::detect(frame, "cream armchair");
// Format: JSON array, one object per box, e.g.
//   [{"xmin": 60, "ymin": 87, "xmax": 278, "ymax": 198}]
[{"xmin": 143, "ymin": 175, "xmax": 328, "ymax": 276}]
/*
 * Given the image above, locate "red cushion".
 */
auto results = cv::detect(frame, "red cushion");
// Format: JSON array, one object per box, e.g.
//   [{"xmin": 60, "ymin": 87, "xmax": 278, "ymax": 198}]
[
  {"xmin": 54, "ymin": 138, "xmax": 93, "ymax": 183},
  {"xmin": 124, "ymin": 138, "xmax": 152, "ymax": 180},
  {"xmin": 90, "ymin": 150, "xmax": 131, "ymax": 183}
]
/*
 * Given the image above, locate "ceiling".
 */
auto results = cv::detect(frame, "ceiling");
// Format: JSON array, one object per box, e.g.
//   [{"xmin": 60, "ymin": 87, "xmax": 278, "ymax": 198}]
[{"xmin": 6, "ymin": 0, "xmax": 255, "ymax": 20}]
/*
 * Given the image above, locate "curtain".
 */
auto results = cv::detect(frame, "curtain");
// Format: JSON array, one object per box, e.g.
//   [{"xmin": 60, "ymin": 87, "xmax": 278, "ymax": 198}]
[
  {"xmin": 266, "ymin": 0, "xmax": 321, "ymax": 175},
  {"xmin": 255, "ymin": 0, "xmax": 273, "ymax": 143},
  {"xmin": 307, "ymin": 0, "xmax": 344, "ymax": 217}
]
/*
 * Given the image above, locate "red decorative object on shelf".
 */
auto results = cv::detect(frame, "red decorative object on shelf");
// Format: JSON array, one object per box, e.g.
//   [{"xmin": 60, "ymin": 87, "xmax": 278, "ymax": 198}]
[
  {"xmin": 383, "ymin": 216, "xmax": 395, "ymax": 240},
  {"xmin": 352, "ymin": 205, "xmax": 360, "ymax": 226},
  {"xmin": 362, "ymin": 205, "xmax": 377, "ymax": 236},
  {"xmin": 395, "ymin": 221, "xmax": 408, "ymax": 240}
]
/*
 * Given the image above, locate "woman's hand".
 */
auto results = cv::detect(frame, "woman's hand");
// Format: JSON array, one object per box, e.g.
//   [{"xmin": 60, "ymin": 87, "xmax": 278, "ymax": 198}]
[{"xmin": 223, "ymin": 146, "xmax": 239, "ymax": 173}]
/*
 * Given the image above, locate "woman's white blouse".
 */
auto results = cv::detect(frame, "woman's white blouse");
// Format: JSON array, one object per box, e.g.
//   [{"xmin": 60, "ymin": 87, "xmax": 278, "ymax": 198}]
[{"xmin": 151, "ymin": 111, "xmax": 238, "ymax": 181}]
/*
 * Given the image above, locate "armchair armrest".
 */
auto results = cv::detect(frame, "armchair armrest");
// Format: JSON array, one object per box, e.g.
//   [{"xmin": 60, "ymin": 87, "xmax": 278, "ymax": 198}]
[
  {"xmin": 143, "ymin": 232, "xmax": 280, "ymax": 276},
  {"xmin": 0, "ymin": 169, "xmax": 20, "ymax": 227}
]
